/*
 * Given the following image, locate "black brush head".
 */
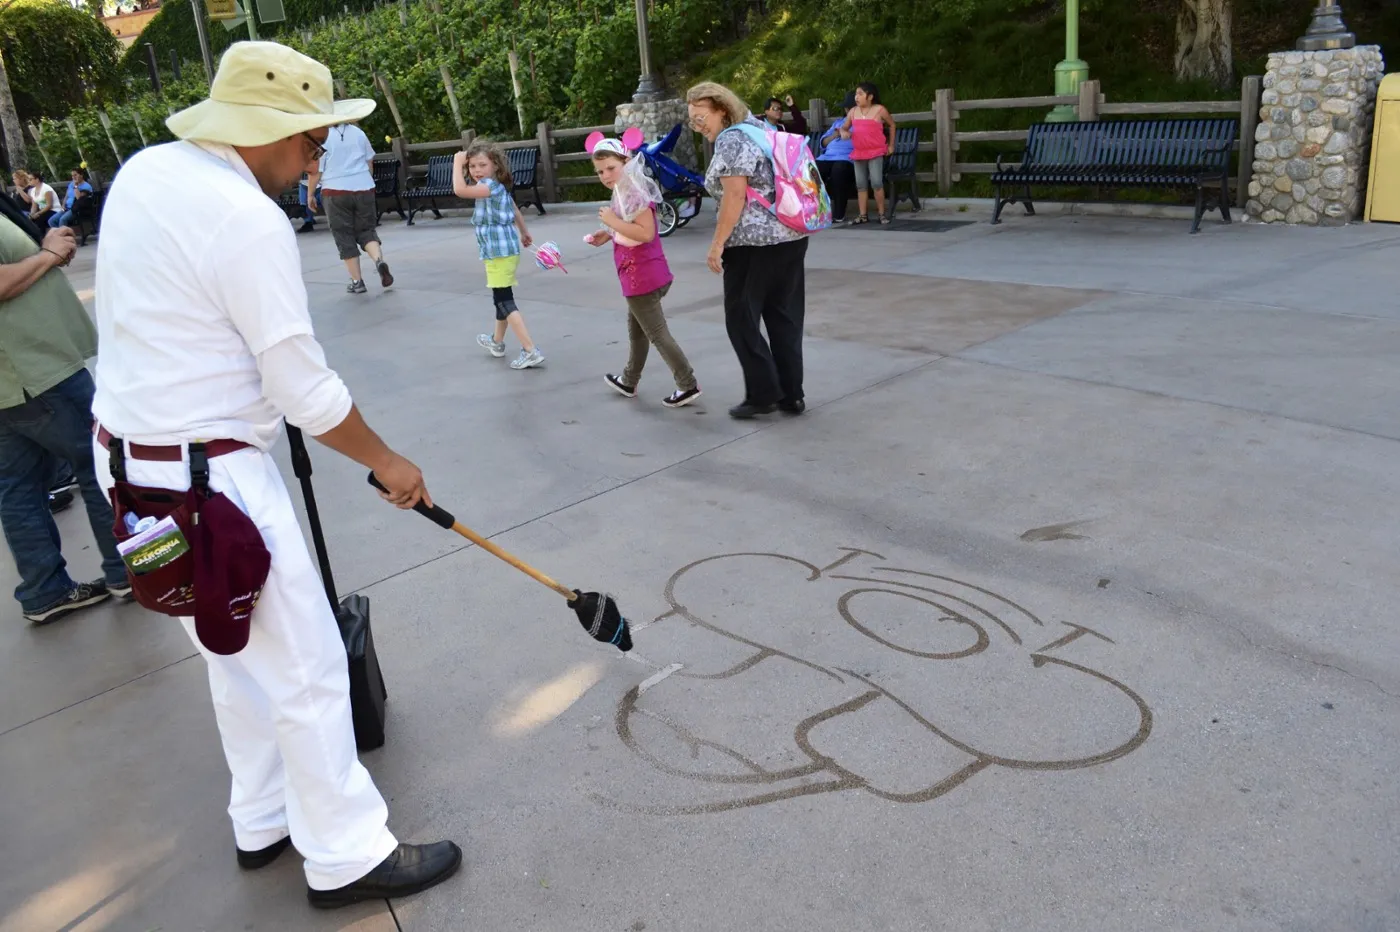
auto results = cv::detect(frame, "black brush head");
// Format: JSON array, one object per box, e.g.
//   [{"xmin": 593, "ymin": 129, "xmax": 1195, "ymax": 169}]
[{"xmin": 572, "ymin": 590, "xmax": 632, "ymax": 652}]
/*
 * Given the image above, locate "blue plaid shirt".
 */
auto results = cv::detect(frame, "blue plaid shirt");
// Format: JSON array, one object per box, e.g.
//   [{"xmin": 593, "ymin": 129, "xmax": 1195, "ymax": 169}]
[{"xmin": 472, "ymin": 178, "xmax": 520, "ymax": 260}]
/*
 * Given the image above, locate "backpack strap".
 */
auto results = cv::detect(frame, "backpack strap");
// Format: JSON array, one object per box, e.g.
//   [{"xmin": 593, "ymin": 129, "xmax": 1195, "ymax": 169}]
[{"xmin": 717, "ymin": 124, "xmax": 777, "ymax": 212}]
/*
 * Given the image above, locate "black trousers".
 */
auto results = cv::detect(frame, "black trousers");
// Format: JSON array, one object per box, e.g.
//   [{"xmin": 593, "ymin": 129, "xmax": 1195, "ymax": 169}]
[
  {"xmin": 721, "ymin": 237, "xmax": 808, "ymax": 406},
  {"xmin": 818, "ymin": 160, "xmax": 854, "ymax": 221}
]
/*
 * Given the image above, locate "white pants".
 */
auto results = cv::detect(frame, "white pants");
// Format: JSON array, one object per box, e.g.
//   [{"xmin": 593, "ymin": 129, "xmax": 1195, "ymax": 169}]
[{"xmin": 94, "ymin": 438, "xmax": 398, "ymax": 890}]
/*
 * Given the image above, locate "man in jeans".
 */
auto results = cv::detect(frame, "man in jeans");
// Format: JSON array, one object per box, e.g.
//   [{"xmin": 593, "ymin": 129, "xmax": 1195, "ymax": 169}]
[{"xmin": 0, "ymin": 216, "xmax": 129, "ymax": 624}]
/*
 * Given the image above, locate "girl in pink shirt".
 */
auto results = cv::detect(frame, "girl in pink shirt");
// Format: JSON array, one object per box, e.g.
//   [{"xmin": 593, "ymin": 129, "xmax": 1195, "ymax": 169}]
[{"xmin": 585, "ymin": 132, "xmax": 701, "ymax": 408}]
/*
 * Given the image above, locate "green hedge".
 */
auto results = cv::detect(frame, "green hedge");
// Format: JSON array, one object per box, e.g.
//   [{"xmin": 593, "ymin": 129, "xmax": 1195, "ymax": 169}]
[{"xmin": 0, "ymin": 0, "xmax": 124, "ymax": 123}]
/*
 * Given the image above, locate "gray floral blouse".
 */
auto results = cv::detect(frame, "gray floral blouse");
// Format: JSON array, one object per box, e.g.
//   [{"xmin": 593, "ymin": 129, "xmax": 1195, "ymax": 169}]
[{"xmin": 704, "ymin": 117, "xmax": 807, "ymax": 249}]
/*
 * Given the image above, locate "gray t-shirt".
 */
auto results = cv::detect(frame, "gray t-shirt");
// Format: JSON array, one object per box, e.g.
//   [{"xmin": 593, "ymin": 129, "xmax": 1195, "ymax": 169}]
[{"xmin": 704, "ymin": 117, "xmax": 806, "ymax": 249}]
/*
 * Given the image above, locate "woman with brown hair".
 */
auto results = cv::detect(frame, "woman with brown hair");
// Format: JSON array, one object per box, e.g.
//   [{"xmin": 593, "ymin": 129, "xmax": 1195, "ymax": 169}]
[{"xmin": 687, "ymin": 81, "xmax": 809, "ymax": 420}]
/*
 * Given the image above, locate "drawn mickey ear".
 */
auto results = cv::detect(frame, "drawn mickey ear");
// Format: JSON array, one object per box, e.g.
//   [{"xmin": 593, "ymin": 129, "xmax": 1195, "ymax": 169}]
[
  {"xmin": 621, "ymin": 127, "xmax": 644, "ymax": 151},
  {"xmin": 585, "ymin": 131, "xmax": 605, "ymax": 154}
]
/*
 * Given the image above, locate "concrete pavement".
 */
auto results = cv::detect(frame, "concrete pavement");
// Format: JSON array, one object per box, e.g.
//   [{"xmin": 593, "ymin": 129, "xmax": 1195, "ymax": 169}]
[{"xmin": 2, "ymin": 201, "xmax": 1398, "ymax": 931}]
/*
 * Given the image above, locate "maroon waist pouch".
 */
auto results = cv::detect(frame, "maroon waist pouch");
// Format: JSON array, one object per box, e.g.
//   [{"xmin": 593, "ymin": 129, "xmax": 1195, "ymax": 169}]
[{"xmin": 108, "ymin": 440, "xmax": 271, "ymax": 655}]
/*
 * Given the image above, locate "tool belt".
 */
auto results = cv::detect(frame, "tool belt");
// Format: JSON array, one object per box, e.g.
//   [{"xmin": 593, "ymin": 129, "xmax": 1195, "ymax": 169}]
[{"xmin": 100, "ymin": 425, "xmax": 271, "ymax": 655}]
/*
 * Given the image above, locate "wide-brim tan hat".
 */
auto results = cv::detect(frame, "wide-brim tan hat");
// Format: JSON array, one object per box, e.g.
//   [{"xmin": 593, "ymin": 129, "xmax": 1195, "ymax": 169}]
[{"xmin": 167, "ymin": 41, "xmax": 375, "ymax": 146}]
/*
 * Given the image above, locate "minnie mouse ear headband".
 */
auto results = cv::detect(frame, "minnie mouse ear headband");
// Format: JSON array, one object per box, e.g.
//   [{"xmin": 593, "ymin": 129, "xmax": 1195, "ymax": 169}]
[{"xmin": 585, "ymin": 127, "xmax": 645, "ymax": 156}]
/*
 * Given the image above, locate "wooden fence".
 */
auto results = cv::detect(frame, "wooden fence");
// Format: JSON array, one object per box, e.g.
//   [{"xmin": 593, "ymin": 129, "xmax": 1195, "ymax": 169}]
[{"xmin": 388, "ymin": 75, "xmax": 1263, "ymax": 210}]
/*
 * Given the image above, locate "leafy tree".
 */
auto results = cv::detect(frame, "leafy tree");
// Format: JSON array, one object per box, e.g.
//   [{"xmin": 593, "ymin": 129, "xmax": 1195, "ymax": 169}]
[{"xmin": 0, "ymin": 0, "xmax": 124, "ymax": 120}]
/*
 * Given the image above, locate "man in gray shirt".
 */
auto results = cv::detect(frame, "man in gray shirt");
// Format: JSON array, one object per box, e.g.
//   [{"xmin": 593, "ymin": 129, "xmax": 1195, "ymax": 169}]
[{"xmin": 306, "ymin": 121, "xmax": 394, "ymax": 294}]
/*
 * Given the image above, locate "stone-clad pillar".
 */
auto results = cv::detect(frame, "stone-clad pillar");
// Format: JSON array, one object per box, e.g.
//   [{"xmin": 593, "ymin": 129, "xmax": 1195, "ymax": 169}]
[
  {"xmin": 1247, "ymin": 46, "xmax": 1383, "ymax": 225},
  {"xmin": 615, "ymin": 99, "xmax": 697, "ymax": 170}
]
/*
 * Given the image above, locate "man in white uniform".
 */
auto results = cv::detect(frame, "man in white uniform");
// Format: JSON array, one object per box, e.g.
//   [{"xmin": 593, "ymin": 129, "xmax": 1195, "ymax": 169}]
[{"xmin": 90, "ymin": 42, "xmax": 460, "ymax": 910}]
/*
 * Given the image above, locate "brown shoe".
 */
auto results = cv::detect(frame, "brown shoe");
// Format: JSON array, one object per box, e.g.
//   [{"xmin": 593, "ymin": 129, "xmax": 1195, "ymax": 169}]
[{"xmin": 377, "ymin": 260, "xmax": 394, "ymax": 288}]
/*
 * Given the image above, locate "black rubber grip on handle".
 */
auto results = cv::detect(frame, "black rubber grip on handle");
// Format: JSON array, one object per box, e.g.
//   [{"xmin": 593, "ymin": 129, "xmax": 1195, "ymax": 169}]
[{"xmin": 367, "ymin": 472, "xmax": 456, "ymax": 528}]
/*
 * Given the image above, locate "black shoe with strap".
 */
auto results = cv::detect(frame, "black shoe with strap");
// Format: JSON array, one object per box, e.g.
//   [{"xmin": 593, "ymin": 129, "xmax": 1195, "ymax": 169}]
[
  {"xmin": 237, "ymin": 835, "xmax": 293, "ymax": 870},
  {"xmin": 307, "ymin": 841, "xmax": 462, "ymax": 909}
]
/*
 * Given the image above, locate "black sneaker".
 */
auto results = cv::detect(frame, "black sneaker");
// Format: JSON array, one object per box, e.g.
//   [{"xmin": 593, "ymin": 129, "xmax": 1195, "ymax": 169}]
[
  {"xmin": 109, "ymin": 580, "xmax": 133, "ymax": 600},
  {"xmin": 779, "ymin": 399, "xmax": 806, "ymax": 416},
  {"xmin": 663, "ymin": 387, "xmax": 702, "ymax": 408},
  {"xmin": 728, "ymin": 400, "xmax": 776, "ymax": 420},
  {"xmin": 48, "ymin": 489, "xmax": 74, "ymax": 513},
  {"xmin": 347, "ymin": 279, "xmax": 368, "ymax": 294},
  {"xmin": 49, "ymin": 473, "xmax": 78, "ymax": 495},
  {"xmin": 24, "ymin": 580, "xmax": 111, "ymax": 625},
  {"xmin": 377, "ymin": 261, "xmax": 394, "ymax": 288},
  {"xmin": 297, "ymin": 221, "xmax": 316, "ymax": 234},
  {"xmin": 605, "ymin": 374, "xmax": 637, "ymax": 398}
]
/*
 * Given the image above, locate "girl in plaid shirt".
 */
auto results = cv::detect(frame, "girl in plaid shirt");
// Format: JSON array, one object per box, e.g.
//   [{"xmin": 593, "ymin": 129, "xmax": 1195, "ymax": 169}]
[{"xmin": 452, "ymin": 142, "xmax": 544, "ymax": 369}]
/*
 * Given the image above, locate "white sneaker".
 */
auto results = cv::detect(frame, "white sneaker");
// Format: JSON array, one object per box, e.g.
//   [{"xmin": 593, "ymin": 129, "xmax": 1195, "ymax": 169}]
[
  {"xmin": 510, "ymin": 348, "xmax": 545, "ymax": 370},
  {"xmin": 477, "ymin": 334, "xmax": 506, "ymax": 358}
]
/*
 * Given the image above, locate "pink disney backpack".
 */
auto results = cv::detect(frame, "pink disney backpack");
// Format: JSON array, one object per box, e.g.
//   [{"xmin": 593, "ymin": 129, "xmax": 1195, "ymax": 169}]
[{"xmin": 724, "ymin": 122, "xmax": 833, "ymax": 234}]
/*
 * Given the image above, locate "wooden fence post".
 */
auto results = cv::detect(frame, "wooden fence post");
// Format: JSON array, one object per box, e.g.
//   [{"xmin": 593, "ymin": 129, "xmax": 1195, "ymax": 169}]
[
  {"xmin": 441, "ymin": 63, "xmax": 463, "ymax": 132},
  {"xmin": 1237, "ymin": 74, "xmax": 1262, "ymax": 209},
  {"xmin": 460, "ymin": 128, "xmax": 476, "ymax": 150},
  {"xmin": 375, "ymin": 72, "xmax": 407, "ymax": 139},
  {"xmin": 536, "ymin": 121, "xmax": 558, "ymax": 202},
  {"xmin": 27, "ymin": 123, "xmax": 58, "ymax": 179},
  {"xmin": 934, "ymin": 88, "xmax": 955, "ymax": 196},
  {"xmin": 809, "ymin": 98, "xmax": 826, "ymax": 135},
  {"xmin": 508, "ymin": 50, "xmax": 528, "ymax": 137},
  {"xmin": 96, "ymin": 111, "xmax": 124, "ymax": 166},
  {"xmin": 1077, "ymin": 79, "xmax": 1101, "ymax": 121},
  {"xmin": 64, "ymin": 117, "xmax": 89, "ymax": 172},
  {"xmin": 391, "ymin": 135, "xmax": 410, "ymax": 191},
  {"xmin": 130, "ymin": 110, "xmax": 148, "ymax": 148}
]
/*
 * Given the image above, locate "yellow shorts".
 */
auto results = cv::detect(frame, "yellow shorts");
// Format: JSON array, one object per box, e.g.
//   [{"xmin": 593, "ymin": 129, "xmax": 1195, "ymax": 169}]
[{"xmin": 483, "ymin": 255, "xmax": 520, "ymax": 289}]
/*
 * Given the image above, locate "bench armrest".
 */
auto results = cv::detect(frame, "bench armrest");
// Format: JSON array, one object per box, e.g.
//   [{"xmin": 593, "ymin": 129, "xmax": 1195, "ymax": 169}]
[{"xmin": 995, "ymin": 150, "xmax": 1025, "ymax": 171}]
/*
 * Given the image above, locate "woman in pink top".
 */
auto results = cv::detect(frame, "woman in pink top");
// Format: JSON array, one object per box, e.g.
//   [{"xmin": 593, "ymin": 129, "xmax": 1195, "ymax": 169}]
[
  {"xmin": 839, "ymin": 82, "xmax": 897, "ymax": 224},
  {"xmin": 586, "ymin": 133, "xmax": 701, "ymax": 408}
]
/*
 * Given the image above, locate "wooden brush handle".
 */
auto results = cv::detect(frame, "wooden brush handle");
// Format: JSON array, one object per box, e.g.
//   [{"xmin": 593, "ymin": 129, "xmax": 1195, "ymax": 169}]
[{"xmin": 368, "ymin": 472, "xmax": 578, "ymax": 602}]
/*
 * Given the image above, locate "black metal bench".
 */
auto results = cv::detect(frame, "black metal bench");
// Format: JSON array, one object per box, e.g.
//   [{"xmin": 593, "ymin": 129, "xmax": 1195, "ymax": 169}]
[
  {"xmin": 373, "ymin": 157, "xmax": 405, "ymax": 222},
  {"xmin": 507, "ymin": 146, "xmax": 545, "ymax": 216},
  {"xmin": 883, "ymin": 125, "xmax": 921, "ymax": 219},
  {"xmin": 991, "ymin": 118, "xmax": 1238, "ymax": 234},
  {"xmin": 404, "ymin": 155, "xmax": 454, "ymax": 225}
]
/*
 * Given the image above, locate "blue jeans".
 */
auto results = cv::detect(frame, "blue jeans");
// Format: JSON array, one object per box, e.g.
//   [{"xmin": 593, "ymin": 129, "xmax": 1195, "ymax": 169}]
[
  {"xmin": 49, "ymin": 210, "xmax": 73, "ymax": 228},
  {"xmin": 0, "ymin": 369, "xmax": 125, "ymax": 612}
]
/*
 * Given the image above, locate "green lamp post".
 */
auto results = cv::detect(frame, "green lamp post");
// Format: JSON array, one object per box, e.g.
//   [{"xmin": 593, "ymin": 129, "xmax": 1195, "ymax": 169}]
[{"xmin": 1047, "ymin": 0, "xmax": 1088, "ymax": 122}]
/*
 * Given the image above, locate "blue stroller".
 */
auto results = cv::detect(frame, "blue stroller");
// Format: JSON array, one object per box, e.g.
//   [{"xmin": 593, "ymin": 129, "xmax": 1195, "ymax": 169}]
[{"xmin": 637, "ymin": 123, "xmax": 707, "ymax": 237}]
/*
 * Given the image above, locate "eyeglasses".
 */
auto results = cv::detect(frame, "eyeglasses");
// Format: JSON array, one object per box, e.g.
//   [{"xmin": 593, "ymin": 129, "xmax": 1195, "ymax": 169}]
[
  {"xmin": 688, "ymin": 114, "xmax": 709, "ymax": 130},
  {"xmin": 301, "ymin": 132, "xmax": 327, "ymax": 161}
]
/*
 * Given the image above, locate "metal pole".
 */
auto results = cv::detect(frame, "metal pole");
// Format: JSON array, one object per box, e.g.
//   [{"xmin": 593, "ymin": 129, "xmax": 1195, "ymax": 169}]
[
  {"xmin": 143, "ymin": 42, "xmax": 162, "ymax": 94},
  {"xmin": 632, "ymin": 0, "xmax": 661, "ymax": 103},
  {"xmin": 190, "ymin": 0, "xmax": 214, "ymax": 84},
  {"xmin": 1297, "ymin": 1, "xmax": 1355, "ymax": 51},
  {"xmin": 246, "ymin": 0, "xmax": 260, "ymax": 40},
  {"xmin": 1047, "ymin": 0, "xmax": 1088, "ymax": 122}
]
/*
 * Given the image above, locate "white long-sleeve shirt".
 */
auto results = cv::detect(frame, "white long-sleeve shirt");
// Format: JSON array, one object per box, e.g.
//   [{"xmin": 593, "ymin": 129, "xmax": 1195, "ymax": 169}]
[{"xmin": 93, "ymin": 141, "xmax": 352, "ymax": 452}]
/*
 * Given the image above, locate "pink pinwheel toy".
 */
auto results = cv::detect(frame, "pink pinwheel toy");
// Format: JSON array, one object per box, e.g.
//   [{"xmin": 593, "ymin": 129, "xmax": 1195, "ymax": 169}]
[{"xmin": 533, "ymin": 241, "xmax": 567, "ymax": 273}]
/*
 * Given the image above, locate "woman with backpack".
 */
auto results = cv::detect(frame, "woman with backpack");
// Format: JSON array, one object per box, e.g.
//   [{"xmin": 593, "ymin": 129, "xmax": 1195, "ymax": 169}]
[{"xmin": 686, "ymin": 81, "xmax": 810, "ymax": 420}]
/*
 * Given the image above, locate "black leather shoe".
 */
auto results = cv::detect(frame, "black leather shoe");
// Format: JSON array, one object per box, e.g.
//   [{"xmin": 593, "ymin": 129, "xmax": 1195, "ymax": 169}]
[
  {"xmin": 237, "ymin": 835, "xmax": 293, "ymax": 870},
  {"xmin": 728, "ymin": 401, "xmax": 777, "ymax": 420},
  {"xmin": 307, "ymin": 841, "xmax": 462, "ymax": 909},
  {"xmin": 779, "ymin": 399, "xmax": 806, "ymax": 415}
]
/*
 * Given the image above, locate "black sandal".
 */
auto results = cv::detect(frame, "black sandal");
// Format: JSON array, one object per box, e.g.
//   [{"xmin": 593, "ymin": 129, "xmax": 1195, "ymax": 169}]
[{"xmin": 852, "ymin": 215, "xmax": 869, "ymax": 225}]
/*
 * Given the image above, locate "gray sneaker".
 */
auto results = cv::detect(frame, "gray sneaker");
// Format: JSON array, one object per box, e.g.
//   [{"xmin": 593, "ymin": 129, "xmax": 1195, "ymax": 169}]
[
  {"xmin": 347, "ymin": 279, "xmax": 367, "ymax": 294},
  {"xmin": 25, "ymin": 579, "xmax": 111, "ymax": 625},
  {"xmin": 477, "ymin": 334, "xmax": 506, "ymax": 358},
  {"xmin": 509, "ymin": 347, "xmax": 545, "ymax": 370}
]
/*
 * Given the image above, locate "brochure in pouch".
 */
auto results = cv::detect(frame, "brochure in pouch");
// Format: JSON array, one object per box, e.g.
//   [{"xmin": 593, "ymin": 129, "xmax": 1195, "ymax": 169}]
[{"xmin": 117, "ymin": 515, "xmax": 191, "ymax": 576}]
